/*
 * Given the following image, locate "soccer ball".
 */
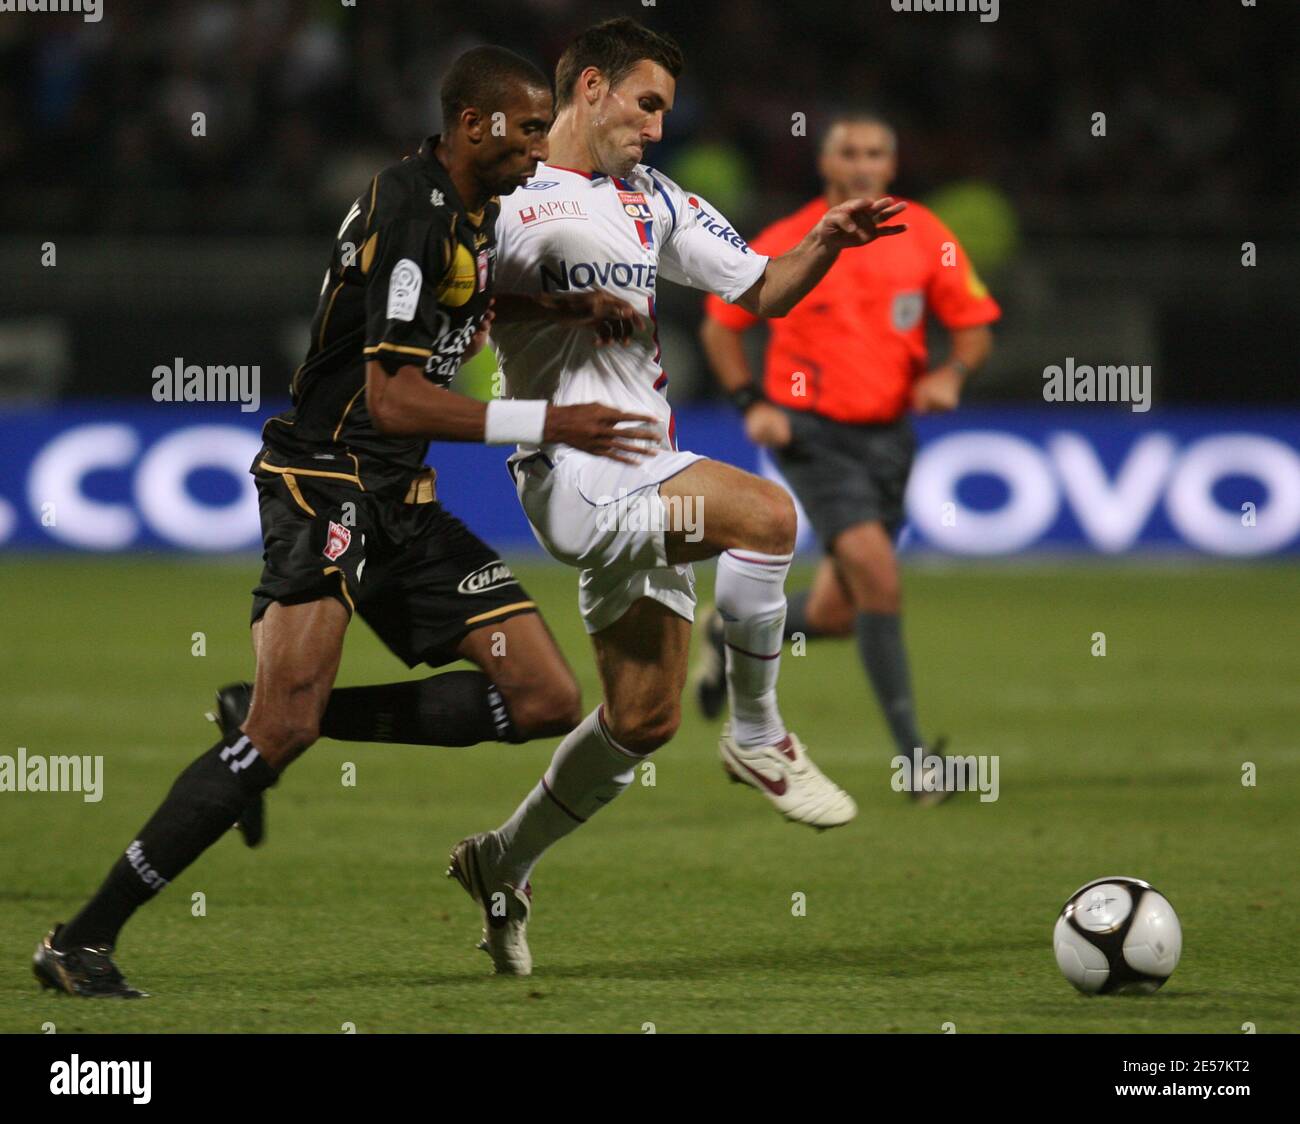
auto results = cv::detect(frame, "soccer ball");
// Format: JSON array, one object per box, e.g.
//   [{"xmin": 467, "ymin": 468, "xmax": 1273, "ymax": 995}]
[{"xmin": 1053, "ymin": 876, "xmax": 1182, "ymax": 995}]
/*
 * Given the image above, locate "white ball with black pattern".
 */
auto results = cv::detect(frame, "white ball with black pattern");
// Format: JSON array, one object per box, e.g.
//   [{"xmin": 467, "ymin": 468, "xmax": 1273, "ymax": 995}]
[{"xmin": 1053, "ymin": 876, "xmax": 1182, "ymax": 995}]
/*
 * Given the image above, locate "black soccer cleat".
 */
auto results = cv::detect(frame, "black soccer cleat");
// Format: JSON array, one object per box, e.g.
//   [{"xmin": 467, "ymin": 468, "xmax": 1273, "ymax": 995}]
[
  {"xmin": 33, "ymin": 926, "xmax": 147, "ymax": 999},
  {"xmin": 692, "ymin": 605, "xmax": 728, "ymax": 721},
  {"xmin": 207, "ymin": 681, "xmax": 265, "ymax": 847}
]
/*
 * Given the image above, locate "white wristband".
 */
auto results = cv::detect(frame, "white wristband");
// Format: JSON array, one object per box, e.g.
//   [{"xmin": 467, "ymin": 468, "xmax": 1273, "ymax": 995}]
[{"xmin": 484, "ymin": 399, "xmax": 548, "ymax": 445}]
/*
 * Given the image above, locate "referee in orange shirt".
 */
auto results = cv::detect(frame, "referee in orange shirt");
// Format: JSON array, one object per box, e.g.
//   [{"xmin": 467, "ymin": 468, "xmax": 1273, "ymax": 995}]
[{"xmin": 695, "ymin": 113, "xmax": 1000, "ymax": 803}]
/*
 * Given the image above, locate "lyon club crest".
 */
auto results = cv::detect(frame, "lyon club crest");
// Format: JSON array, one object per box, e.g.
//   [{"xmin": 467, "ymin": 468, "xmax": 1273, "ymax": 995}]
[{"xmin": 619, "ymin": 191, "xmax": 653, "ymax": 222}]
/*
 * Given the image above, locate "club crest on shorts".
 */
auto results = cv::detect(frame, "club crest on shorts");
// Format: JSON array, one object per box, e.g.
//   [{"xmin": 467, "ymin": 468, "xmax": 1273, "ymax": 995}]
[
  {"xmin": 457, "ymin": 560, "xmax": 515, "ymax": 595},
  {"xmin": 323, "ymin": 520, "xmax": 351, "ymax": 561}
]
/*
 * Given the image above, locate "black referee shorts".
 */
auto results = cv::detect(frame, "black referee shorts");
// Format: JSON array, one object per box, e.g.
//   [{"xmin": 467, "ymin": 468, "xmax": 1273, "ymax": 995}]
[
  {"xmin": 772, "ymin": 409, "xmax": 916, "ymax": 550},
  {"xmin": 250, "ymin": 460, "xmax": 536, "ymax": 668}
]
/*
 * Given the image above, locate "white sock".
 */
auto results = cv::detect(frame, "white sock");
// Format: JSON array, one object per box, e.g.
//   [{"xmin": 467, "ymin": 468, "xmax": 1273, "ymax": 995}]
[
  {"xmin": 716, "ymin": 548, "xmax": 792, "ymax": 748},
  {"xmin": 494, "ymin": 706, "xmax": 638, "ymax": 888}
]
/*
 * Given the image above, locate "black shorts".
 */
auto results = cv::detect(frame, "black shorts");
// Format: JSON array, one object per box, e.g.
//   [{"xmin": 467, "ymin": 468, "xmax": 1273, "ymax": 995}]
[
  {"xmin": 250, "ymin": 459, "xmax": 536, "ymax": 668},
  {"xmin": 772, "ymin": 409, "xmax": 916, "ymax": 550}
]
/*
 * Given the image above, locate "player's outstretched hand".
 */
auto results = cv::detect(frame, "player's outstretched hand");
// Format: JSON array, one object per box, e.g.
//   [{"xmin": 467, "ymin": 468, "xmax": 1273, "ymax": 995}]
[
  {"xmin": 817, "ymin": 196, "xmax": 908, "ymax": 250},
  {"xmin": 552, "ymin": 291, "xmax": 646, "ymax": 346},
  {"xmin": 545, "ymin": 404, "xmax": 662, "ymax": 464}
]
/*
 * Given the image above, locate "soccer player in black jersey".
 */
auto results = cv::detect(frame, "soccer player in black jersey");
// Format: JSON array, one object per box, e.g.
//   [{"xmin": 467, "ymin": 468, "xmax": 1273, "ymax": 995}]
[{"xmin": 34, "ymin": 45, "xmax": 657, "ymax": 998}]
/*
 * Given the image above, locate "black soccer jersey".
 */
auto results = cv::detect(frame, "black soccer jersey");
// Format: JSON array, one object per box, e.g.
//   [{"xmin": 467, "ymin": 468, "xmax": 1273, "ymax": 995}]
[{"xmin": 257, "ymin": 135, "xmax": 498, "ymax": 495}]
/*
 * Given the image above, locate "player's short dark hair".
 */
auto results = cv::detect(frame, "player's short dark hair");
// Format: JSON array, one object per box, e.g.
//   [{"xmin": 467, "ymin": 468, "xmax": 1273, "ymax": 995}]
[
  {"xmin": 554, "ymin": 18, "xmax": 684, "ymax": 110},
  {"xmin": 819, "ymin": 111, "xmax": 898, "ymax": 153},
  {"xmin": 440, "ymin": 45, "xmax": 550, "ymax": 129}
]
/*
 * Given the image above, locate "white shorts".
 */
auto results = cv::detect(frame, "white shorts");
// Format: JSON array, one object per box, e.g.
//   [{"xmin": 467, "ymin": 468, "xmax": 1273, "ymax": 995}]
[{"xmin": 512, "ymin": 446, "xmax": 705, "ymax": 634}]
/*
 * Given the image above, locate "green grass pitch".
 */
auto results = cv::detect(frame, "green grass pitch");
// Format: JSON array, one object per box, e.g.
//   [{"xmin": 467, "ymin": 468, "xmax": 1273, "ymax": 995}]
[{"xmin": 1, "ymin": 556, "xmax": 1296, "ymax": 1033}]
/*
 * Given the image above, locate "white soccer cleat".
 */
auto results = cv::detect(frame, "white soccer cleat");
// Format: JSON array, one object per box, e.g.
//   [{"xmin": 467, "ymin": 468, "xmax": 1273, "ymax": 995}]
[
  {"xmin": 446, "ymin": 831, "xmax": 533, "ymax": 976},
  {"xmin": 718, "ymin": 726, "xmax": 858, "ymax": 829}
]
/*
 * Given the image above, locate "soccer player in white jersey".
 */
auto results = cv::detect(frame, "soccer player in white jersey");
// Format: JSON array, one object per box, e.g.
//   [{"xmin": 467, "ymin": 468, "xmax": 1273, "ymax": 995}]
[{"xmin": 447, "ymin": 18, "xmax": 907, "ymax": 974}]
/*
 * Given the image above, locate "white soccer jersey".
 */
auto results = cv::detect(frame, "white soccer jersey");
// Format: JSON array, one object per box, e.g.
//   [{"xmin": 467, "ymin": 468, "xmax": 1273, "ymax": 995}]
[{"xmin": 492, "ymin": 162, "xmax": 768, "ymax": 452}]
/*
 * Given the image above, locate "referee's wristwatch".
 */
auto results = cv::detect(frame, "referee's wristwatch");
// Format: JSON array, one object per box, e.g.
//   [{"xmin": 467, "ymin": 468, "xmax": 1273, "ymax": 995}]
[{"xmin": 728, "ymin": 384, "xmax": 766, "ymax": 414}]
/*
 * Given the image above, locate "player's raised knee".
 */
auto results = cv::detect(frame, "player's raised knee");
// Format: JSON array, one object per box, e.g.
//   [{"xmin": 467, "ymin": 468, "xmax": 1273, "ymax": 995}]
[
  {"xmin": 744, "ymin": 480, "xmax": 796, "ymax": 554},
  {"xmin": 243, "ymin": 705, "xmax": 321, "ymax": 763},
  {"xmin": 508, "ymin": 673, "xmax": 583, "ymax": 739},
  {"xmin": 606, "ymin": 704, "xmax": 680, "ymax": 756},
  {"xmin": 773, "ymin": 487, "xmax": 798, "ymax": 550}
]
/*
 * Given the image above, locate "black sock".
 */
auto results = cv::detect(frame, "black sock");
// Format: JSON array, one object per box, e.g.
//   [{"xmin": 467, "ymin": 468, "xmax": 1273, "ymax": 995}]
[
  {"xmin": 59, "ymin": 733, "xmax": 278, "ymax": 951},
  {"xmin": 320, "ymin": 671, "xmax": 522, "ymax": 746},
  {"xmin": 854, "ymin": 611, "xmax": 925, "ymax": 757},
  {"xmin": 783, "ymin": 590, "xmax": 826, "ymax": 642}
]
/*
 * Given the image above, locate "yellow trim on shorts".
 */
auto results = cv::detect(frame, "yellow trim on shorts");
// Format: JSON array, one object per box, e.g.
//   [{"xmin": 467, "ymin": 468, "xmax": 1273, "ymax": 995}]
[
  {"xmin": 464, "ymin": 601, "xmax": 535, "ymax": 627},
  {"xmin": 363, "ymin": 342, "xmax": 435, "ymax": 359},
  {"xmin": 256, "ymin": 459, "xmax": 361, "ymax": 487},
  {"xmin": 322, "ymin": 566, "xmax": 355, "ymax": 613},
  {"xmin": 281, "ymin": 473, "xmax": 316, "ymax": 516},
  {"xmin": 403, "ymin": 469, "xmax": 437, "ymax": 504}
]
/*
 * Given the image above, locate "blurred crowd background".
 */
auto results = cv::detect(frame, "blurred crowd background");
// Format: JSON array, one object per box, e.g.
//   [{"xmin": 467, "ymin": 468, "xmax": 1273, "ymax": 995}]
[{"xmin": 1, "ymin": 0, "xmax": 1296, "ymax": 405}]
